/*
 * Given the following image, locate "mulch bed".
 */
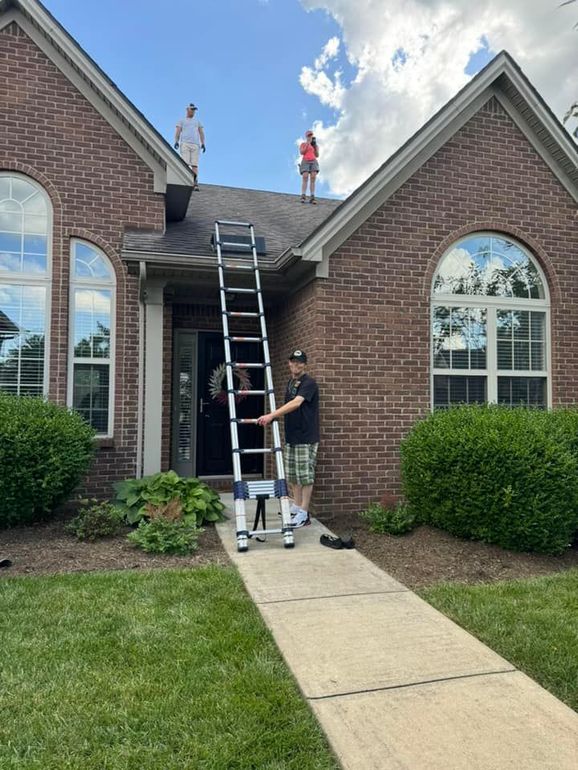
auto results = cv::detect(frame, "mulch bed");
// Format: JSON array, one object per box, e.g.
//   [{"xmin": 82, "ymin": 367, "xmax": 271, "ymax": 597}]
[
  {"xmin": 2, "ymin": 510, "xmax": 577, "ymax": 589},
  {"xmin": 326, "ymin": 512, "xmax": 578, "ymax": 589},
  {"xmin": 0, "ymin": 518, "xmax": 229, "ymax": 579}
]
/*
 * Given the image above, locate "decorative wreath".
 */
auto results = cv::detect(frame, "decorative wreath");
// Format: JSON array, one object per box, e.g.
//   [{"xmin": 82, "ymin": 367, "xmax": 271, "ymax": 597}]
[{"xmin": 209, "ymin": 363, "xmax": 252, "ymax": 406}]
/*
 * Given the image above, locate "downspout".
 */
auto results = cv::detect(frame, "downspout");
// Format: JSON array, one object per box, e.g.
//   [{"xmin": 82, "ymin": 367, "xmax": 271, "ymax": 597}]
[{"xmin": 136, "ymin": 260, "xmax": 147, "ymax": 478}]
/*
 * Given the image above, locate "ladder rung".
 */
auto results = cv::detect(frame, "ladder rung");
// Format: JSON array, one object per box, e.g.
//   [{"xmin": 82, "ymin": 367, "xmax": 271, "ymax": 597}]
[
  {"xmin": 217, "ymin": 220, "xmax": 252, "ymax": 227},
  {"xmin": 229, "ymin": 362, "xmax": 266, "ymax": 369},
  {"xmin": 249, "ymin": 528, "xmax": 286, "ymax": 537},
  {"xmin": 219, "ymin": 241, "xmax": 253, "ymax": 250},
  {"xmin": 223, "ymin": 263, "xmax": 255, "ymax": 270},
  {"xmin": 226, "ymin": 311, "xmax": 260, "ymax": 318},
  {"xmin": 228, "ymin": 336, "xmax": 263, "ymax": 342},
  {"xmin": 224, "ymin": 287, "xmax": 258, "ymax": 294},
  {"xmin": 236, "ymin": 448, "xmax": 274, "ymax": 455},
  {"xmin": 234, "ymin": 418, "xmax": 259, "ymax": 424},
  {"xmin": 232, "ymin": 389, "xmax": 267, "ymax": 395}
]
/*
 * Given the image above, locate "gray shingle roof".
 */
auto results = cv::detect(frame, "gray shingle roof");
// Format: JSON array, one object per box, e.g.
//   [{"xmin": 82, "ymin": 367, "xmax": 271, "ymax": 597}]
[{"xmin": 123, "ymin": 183, "xmax": 342, "ymax": 264}]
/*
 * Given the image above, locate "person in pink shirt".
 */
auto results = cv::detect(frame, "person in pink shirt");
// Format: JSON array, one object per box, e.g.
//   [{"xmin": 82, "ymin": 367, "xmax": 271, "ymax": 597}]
[{"xmin": 299, "ymin": 130, "xmax": 320, "ymax": 204}]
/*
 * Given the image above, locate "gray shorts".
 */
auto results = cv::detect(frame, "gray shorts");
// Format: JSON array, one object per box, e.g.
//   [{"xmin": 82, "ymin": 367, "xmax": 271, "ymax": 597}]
[{"xmin": 300, "ymin": 160, "xmax": 319, "ymax": 175}]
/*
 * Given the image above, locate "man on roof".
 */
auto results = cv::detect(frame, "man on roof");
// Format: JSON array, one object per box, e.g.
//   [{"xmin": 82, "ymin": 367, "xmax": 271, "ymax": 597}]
[{"xmin": 174, "ymin": 103, "xmax": 206, "ymax": 191}]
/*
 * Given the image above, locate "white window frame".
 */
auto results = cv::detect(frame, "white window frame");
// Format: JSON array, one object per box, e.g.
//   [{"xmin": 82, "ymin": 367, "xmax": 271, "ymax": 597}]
[
  {"xmin": 67, "ymin": 239, "xmax": 116, "ymax": 437},
  {"xmin": 431, "ymin": 233, "xmax": 551, "ymax": 410},
  {"xmin": 0, "ymin": 173, "xmax": 52, "ymax": 397}
]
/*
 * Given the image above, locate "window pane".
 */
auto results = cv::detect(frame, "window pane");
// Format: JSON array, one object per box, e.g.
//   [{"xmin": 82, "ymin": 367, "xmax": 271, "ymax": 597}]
[
  {"xmin": 0, "ymin": 253, "xmax": 21, "ymax": 272},
  {"xmin": 23, "ymin": 234, "xmax": 47, "ymax": 255},
  {"xmin": 434, "ymin": 235, "xmax": 545, "ymax": 299},
  {"xmin": 513, "ymin": 341, "xmax": 530, "ymax": 370},
  {"xmin": 73, "ymin": 363, "xmax": 109, "ymax": 433},
  {"xmin": 0, "ymin": 210, "xmax": 22, "ymax": 232},
  {"xmin": 531, "ymin": 342, "xmax": 544, "ymax": 371},
  {"xmin": 530, "ymin": 312, "xmax": 545, "ymax": 341},
  {"xmin": 433, "ymin": 306, "xmax": 486, "ymax": 370},
  {"xmin": 74, "ymin": 289, "xmax": 111, "ymax": 359},
  {"xmin": 0, "ymin": 232, "xmax": 21, "ymax": 252},
  {"xmin": 497, "ymin": 340, "xmax": 512, "ymax": 369},
  {"xmin": 433, "ymin": 375, "xmax": 487, "ymax": 408},
  {"xmin": 11, "ymin": 177, "xmax": 40, "ymax": 204},
  {"xmin": 432, "ymin": 306, "xmax": 450, "ymax": 368},
  {"xmin": 0, "ymin": 284, "xmax": 46, "ymax": 396},
  {"xmin": 73, "ymin": 241, "xmax": 114, "ymax": 281},
  {"xmin": 512, "ymin": 311, "xmax": 529, "ymax": 340},
  {"xmin": 498, "ymin": 377, "xmax": 546, "ymax": 408}
]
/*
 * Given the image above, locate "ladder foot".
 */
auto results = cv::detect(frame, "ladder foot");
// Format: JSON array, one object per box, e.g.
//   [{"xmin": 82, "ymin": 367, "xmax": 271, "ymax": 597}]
[
  {"xmin": 237, "ymin": 535, "xmax": 249, "ymax": 552},
  {"xmin": 283, "ymin": 531, "xmax": 295, "ymax": 549}
]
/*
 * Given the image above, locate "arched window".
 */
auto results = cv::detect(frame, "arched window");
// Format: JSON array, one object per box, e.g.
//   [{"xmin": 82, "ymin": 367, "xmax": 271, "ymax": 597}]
[
  {"xmin": 0, "ymin": 174, "xmax": 51, "ymax": 396},
  {"xmin": 68, "ymin": 240, "xmax": 115, "ymax": 435},
  {"xmin": 432, "ymin": 233, "xmax": 549, "ymax": 408}
]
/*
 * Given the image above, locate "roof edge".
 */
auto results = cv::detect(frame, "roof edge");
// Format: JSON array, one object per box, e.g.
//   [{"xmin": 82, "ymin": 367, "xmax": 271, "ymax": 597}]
[
  {"xmin": 298, "ymin": 51, "xmax": 578, "ymax": 262},
  {"xmin": 1, "ymin": 0, "xmax": 193, "ymax": 213}
]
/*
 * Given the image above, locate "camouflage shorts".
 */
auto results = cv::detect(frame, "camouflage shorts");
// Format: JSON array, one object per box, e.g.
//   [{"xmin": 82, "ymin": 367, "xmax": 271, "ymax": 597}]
[{"xmin": 283, "ymin": 443, "xmax": 319, "ymax": 486}]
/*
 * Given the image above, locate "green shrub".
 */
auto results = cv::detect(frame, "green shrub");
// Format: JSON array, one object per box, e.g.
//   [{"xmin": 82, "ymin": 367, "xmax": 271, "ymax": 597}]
[
  {"xmin": 127, "ymin": 518, "xmax": 200, "ymax": 555},
  {"xmin": 360, "ymin": 501, "xmax": 419, "ymax": 535},
  {"xmin": 114, "ymin": 471, "xmax": 225, "ymax": 527},
  {"xmin": 66, "ymin": 500, "xmax": 125, "ymax": 541},
  {"xmin": 400, "ymin": 405, "xmax": 578, "ymax": 555},
  {"xmin": 0, "ymin": 394, "xmax": 95, "ymax": 527}
]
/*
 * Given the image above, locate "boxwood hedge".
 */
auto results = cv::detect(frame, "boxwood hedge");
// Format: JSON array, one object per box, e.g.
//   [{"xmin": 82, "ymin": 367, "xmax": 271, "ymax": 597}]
[
  {"xmin": 400, "ymin": 405, "xmax": 578, "ymax": 555},
  {"xmin": 0, "ymin": 394, "xmax": 95, "ymax": 527}
]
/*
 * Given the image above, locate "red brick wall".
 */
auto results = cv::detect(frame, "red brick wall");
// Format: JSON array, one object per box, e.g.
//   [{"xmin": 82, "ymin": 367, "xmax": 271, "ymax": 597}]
[
  {"xmin": 0, "ymin": 23, "xmax": 165, "ymax": 495},
  {"xmin": 294, "ymin": 98, "xmax": 577, "ymax": 517}
]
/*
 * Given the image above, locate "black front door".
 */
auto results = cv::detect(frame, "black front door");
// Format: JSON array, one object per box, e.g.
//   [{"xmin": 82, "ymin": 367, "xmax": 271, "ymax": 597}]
[{"xmin": 196, "ymin": 332, "xmax": 264, "ymax": 476}]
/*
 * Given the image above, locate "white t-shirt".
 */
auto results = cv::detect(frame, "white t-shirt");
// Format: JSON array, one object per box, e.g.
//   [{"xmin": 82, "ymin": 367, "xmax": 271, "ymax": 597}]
[{"xmin": 177, "ymin": 116, "xmax": 203, "ymax": 145}]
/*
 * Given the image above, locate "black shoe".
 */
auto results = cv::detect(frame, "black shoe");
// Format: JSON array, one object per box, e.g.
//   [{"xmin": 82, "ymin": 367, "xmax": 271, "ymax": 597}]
[{"xmin": 320, "ymin": 535, "xmax": 343, "ymax": 549}]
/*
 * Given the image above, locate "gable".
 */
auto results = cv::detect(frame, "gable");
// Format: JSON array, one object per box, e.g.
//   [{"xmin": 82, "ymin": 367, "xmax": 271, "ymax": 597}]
[
  {"xmin": 298, "ymin": 52, "xmax": 578, "ymax": 277},
  {"xmin": 0, "ymin": 0, "xmax": 192, "ymax": 220}
]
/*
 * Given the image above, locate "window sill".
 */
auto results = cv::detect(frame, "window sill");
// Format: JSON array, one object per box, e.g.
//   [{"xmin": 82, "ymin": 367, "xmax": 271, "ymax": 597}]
[{"xmin": 94, "ymin": 436, "xmax": 115, "ymax": 449}]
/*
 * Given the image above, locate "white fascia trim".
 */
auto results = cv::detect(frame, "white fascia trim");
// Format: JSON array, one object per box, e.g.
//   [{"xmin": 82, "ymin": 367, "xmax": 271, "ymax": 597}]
[
  {"xmin": 2, "ymin": 4, "xmax": 191, "ymax": 190},
  {"xmin": 299, "ymin": 53, "xmax": 577, "ymax": 263}
]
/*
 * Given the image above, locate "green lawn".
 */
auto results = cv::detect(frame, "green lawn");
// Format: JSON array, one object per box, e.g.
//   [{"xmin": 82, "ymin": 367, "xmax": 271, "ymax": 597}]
[
  {"xmin": 421, "ymin": 569, "xmax": 578, "ymax": 711},
  {"xmin": 0, "ymin": 567, "xmax": 338, "ymax": 770}
]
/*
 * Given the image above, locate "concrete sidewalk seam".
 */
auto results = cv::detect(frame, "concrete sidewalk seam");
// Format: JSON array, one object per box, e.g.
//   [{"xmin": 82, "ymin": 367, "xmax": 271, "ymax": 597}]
[
  {"xmin": 255, "ymin": 587, "xmax": 410, "ymax": 605},
  {"xmin": 305, "ymin": 667, "xmax": 518, "ymax": 701}
]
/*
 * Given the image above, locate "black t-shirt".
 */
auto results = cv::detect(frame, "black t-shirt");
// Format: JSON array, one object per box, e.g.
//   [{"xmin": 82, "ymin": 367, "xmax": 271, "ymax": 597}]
[{"xmin": 284, "ymin": 373, "xmax": 320, "ymax": 445}]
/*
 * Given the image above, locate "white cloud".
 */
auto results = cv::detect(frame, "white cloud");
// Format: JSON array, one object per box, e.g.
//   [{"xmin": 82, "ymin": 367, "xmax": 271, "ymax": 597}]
[
  {"xmin": 300, "ymin": 36, "xmax": 345, "ymax": 109},
  {"xmin": 299, "ymin": 0, "xmax": 578, "ymax": 196}
]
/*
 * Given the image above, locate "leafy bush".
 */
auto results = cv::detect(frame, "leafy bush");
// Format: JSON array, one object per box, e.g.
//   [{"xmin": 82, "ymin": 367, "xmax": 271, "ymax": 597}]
[
  {"xmin": 127, "ymin": 518, "xmax": 200, "ymax": 555},
  {"xmin": 66, "ymin": 500, "xmax": 125, "ymax": 541},
  {"xmin": 114, "ymin": 471, "xmax": 225, "ymax": 526},
  {"xmin": 400, "ymin": 405, "xmax": 578, "ymax": 555},
  {"xmin": 360, "ymin": 501, "xmax": 419, "ymax": 535},
  {"xmin": 0, "ymin": 394, "xmax": 95, "ymax": 527}
]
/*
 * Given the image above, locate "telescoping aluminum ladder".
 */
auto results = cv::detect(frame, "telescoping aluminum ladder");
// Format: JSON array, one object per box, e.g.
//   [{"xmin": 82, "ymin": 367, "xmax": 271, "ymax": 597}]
[{"xmin": 214, "ymin": 220, "xmax": 294, "ymax": 552}]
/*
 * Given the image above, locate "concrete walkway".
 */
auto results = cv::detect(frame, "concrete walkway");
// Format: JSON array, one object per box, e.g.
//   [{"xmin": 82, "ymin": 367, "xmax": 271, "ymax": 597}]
[{"xmin": 217, "ymin": 496, "xmax": 578, "ymax": 770}]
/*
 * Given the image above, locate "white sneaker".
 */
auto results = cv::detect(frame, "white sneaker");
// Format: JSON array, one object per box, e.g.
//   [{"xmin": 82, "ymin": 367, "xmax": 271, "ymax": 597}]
[
  {"xmin": 290, "ymin": 509, "xmax": 310, "ymax": 528},
  {"xmin": 290, "ymin": 503, "xmax": 303, "ymax": 515}
]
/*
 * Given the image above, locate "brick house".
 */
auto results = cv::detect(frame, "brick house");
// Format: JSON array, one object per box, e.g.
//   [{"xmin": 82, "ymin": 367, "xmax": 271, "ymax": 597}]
[{"xmin": 1, "ymin": 0, "xmax": 577, "ymax": 517}]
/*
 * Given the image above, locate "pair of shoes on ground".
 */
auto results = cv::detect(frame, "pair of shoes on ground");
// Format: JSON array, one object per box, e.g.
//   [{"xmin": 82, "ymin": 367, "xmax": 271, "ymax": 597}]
[
  {"xmin": 300, "ymin": 195, "xmax": 317, "ymax": 204},
  {"xmin": 320, "ymin": 534, "xmax": 355, "ymax": 550}
]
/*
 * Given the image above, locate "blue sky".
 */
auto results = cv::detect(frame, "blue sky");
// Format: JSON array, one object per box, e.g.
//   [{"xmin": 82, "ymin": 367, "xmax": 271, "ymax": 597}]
[
  {"xmin": 41, "ymin": 1, "xmax": 576, "ymax": 199},
  {"xmin": 42, "ymin": 0, "xmax": 349, "ymax": 196}
]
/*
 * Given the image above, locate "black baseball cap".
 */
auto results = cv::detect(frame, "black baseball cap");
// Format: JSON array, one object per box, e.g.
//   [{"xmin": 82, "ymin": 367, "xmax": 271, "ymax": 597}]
[
  {"xmin": 289, "ymin": 349, "xmax": 307, "ymax": 363},
  {"xmin": 187, "ymin": 103, "xmax": 198, "ymax": 110}
]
